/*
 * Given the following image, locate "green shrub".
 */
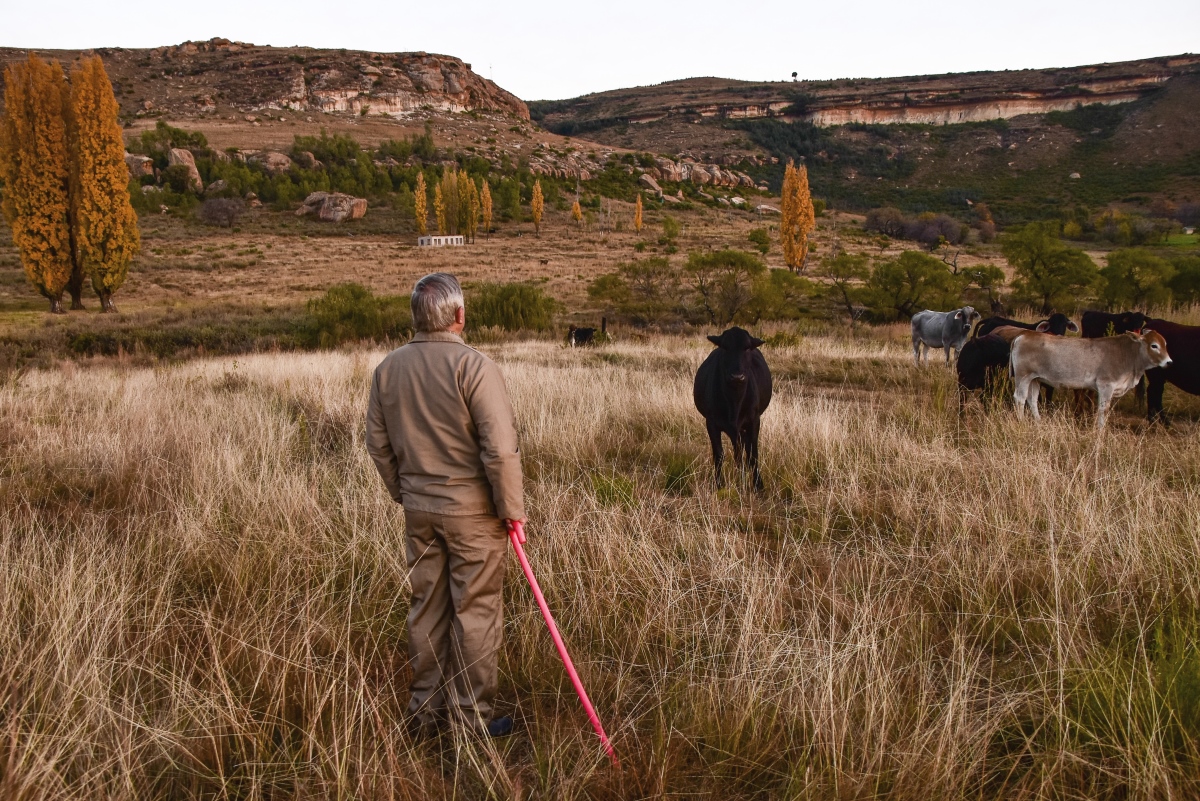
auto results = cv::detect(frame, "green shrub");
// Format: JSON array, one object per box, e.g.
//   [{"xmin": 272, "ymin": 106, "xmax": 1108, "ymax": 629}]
[
  {"xmin": 747, "ymin": 227, "xmax": 771, "ymax": 254},
  {"xmin": 467, "ymin": 283, "xmax": 559, "ymax": 332},
  {"xmin": 306, "ymin": 283, "xmax": 411, "ymax": 347}
]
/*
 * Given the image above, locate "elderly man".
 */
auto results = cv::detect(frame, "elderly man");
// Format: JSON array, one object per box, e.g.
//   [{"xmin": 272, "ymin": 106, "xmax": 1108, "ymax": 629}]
[{"xmin": 366, "ymin": 272, "xmax": 525, "ymax": 738}]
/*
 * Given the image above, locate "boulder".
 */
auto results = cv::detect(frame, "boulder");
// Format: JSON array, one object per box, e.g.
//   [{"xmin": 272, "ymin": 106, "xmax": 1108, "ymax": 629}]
[
  {"xmin": 124, "ymin": 152, "xmax": 154, "ymax": 179},
  {"xmin": 638, "ymin": 174, "xmax": 663, "ymax": 196},
  {"xmin": 756, "ymin": 204, "xmax": 782, "ymax": 214},
  {"xmin": 731, "ymin": 196, "xmax": 746, "ymax": 206},
  {"xmin": 295, "ymin": 191, "xmax": 368, "ymax": 223},
  {"xmin": 717, "ymin": 197, "xmax": 730, "ymax": 206},
  {"xmin": 249, "ymin": 151, "xmax": 294, "ymax": 174},
  {"xmin": 738, "ymin": 173, "xmax": 756, "ymax": 188},
  {"xmin": 167, "ymin": 148, "xmax": 203, "ymax": 191},
  {"xmin": 662, "ymin": 194, "xmax": 681, "ymax": 204},
  {"xmin": 205, "ymin": 179, "xmax": 229, "ymax": 195},
  {"xmin": 690, "ymin": 166, "xmax": 712, "ymax": 186},
  {"xmin": 655, "ymin": 157, "xmax": 682, "ymax": 182}
]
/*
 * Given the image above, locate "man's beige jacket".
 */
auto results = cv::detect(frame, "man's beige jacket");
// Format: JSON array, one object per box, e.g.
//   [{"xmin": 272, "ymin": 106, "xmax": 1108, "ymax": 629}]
[{"xmin": 366, "ymin": 331, "xmax": 525, "ymax": 521}]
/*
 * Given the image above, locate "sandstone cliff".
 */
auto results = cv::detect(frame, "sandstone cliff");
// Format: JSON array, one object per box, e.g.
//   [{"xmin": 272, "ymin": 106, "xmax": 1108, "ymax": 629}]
[
  {"xmin": 532, "ymin": 54, "xmax": 1200, "ymax": 131},
  {"xmin": 0, "ymin": 39, "xmax": 529, "ymax": 121}
]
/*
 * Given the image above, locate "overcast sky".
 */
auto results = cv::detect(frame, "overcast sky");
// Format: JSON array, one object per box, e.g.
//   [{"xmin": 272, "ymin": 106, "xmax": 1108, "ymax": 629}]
[{"xmin": 5, "ymin": 1, "xmax": 1198, "ymax": 100}]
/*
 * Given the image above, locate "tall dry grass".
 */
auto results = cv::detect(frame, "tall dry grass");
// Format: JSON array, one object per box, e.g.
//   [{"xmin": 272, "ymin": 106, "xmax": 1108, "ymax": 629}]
[{"xmin": 2, "ymin": 334, "xmax": 1200, "ymax": 799}]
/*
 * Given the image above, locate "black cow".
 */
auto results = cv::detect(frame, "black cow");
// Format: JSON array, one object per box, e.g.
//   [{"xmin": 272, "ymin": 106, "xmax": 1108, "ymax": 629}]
[
  {"xmin": 694, "ymin": 327, "xmax": 773, "ymax": 490},
  {"xmin": 1142, "ymin": 318, "xmax": 1200, "ymax": 425},
  {"xmin": 956, "ymin": 334, "xmax": 1012, "ymax": 414},
  {"xmin": 1081, "ymin": 310, "xmax": 1149, "ymax": 339},
  {"xmin": 566, "ymin": 325, "xmax": 595, "ymax": 347},
  {"xmin": 974, "ymin": 313, "xmax": 1078, "ymax": 339}
]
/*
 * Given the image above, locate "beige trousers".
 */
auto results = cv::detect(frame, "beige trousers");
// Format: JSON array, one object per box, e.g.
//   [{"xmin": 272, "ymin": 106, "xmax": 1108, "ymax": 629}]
[{"xmin": 403, "ymin": 509, "xmax": 508, "ymax": 727}]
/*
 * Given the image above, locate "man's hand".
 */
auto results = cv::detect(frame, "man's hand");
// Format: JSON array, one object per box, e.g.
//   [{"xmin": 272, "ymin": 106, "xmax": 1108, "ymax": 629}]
[{"xmin": 504, "ymin": 518, "xmax": 527, "ymax": 543}]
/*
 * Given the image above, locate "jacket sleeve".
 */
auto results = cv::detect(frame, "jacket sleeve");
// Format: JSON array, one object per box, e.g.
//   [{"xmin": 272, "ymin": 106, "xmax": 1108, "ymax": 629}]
[
  {"xmin": 365, "ymin": 367, "xmax": 404, "ymax": 503},
  {"xmin": 464, "ymin": 358, "xmax": 526, "ymax": 521}
]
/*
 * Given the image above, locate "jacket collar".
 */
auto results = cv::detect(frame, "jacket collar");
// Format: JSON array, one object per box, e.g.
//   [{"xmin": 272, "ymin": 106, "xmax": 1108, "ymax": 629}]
[{"xmin": 411, "ymin": 331, "xmax": 465, "ymax": 345}]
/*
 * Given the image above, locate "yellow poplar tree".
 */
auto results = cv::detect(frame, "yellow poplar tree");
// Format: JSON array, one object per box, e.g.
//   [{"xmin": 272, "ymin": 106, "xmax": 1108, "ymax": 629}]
[
  {"xmin": 414, "ymin": 172, "xmax": 428, "ymax": 235},
  {"xmin": 634, "ymin": 193, "xmax": 643, "ymax": 234},
  {"xmin": 464, "ymin": 176, "xmax": 480, "ymax": 243},
  {"xmin": 571, "ymin": 198, "xmax": 583, "ymax": 227},
  {"xmin": 69, "ymin": 56, "xmax": 139, "ymax": 313},
  {"xmin": 439, "ymin": 166, "xmax": 459, "ymax": 235},
  {"xmin": 780, "ymin": 159, "xmax": 816, "ymax": 272},
  {"xmin": 480, "ymin": 180, "xmax": 493, "ymax": 241},
  {"xmin": 531, "ymin": 179, "xmax": 544, "ymax": 237},
  {"xmin": 0, "ymin": 54, "xmax": 73, "ymax": 313},
  {"xmin": 456, "ymin": 169, "xmax": 476, "ymax": 239},
  {"xmin": 434, "ymin": 182, "xmax": 446, "ymax": 235}
]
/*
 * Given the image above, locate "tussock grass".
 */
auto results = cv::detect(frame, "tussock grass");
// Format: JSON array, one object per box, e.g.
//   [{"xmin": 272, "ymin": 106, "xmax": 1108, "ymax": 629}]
[{"xmin": 2, "ymin": 336, "xmax": 1200, "ymax": 798}]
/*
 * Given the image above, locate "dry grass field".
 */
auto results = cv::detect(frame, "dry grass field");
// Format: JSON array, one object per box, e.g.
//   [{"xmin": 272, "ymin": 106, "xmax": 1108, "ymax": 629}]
[{"xmin": 3, "ymin": 333, "xmax": 1200, "ymax": 799}]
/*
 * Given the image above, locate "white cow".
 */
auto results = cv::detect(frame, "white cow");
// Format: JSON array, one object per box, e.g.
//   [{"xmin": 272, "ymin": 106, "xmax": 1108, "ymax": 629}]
[{"xmin": 911, "ymin": 307, "xmax": 981, "ymax": 366}]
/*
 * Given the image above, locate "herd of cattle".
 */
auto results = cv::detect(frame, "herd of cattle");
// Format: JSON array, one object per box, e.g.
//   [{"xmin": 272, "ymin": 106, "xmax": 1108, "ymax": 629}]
[
  {"xmin": 914, "ymin": 306, "xmax": 1195, "ymax": 427},
  {"xmin": 686, "ymin": 309, "xmax": 1199, "ymax": 485}
]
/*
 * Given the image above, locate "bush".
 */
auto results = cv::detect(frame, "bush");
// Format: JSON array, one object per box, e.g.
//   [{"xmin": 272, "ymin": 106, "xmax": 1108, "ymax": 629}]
[
  {"xmin": 196, "ymin": 198, "xmax": 245, "ymax": 228},
  {"xmin": 747, "ymin": 228, "xmax": 771, "ymax": 254},
  {"xmin": 162, "ymin": 164, "xmax": 197, "ymax": 195},
  {"xmin": 865, "ymin": 250, "xmax": 963, "ymax": 320},
  {"xmin": 1100, "ymin": 249, "xmax": 1175, "ymax": 310},
  {"xmin": 306, "ymin": 283, "xmax": 411, "ymax": 347},
  {"xmin": 468, "ymin": 283, "xmax": 559, "ymax": 332}
]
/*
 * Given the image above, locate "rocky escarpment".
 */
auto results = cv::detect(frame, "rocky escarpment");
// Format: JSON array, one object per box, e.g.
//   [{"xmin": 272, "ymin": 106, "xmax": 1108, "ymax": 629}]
[
  {"xmin": 533, "ymin": 54, "xmax": 1200, "ymax": 131},
  {"xmin": 0, "ymin": 39, "xmax": 529, "ymax": 121}
]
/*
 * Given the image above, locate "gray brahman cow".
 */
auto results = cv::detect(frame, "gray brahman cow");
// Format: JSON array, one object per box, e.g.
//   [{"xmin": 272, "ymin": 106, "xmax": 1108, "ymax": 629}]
[
  {"xmin": 1010, "ymin": 329, "xmax": 1172, "ymax": 428},
  {"xmin": 911, "ymin": 306, "xmax": 981, "ymax": 366}
]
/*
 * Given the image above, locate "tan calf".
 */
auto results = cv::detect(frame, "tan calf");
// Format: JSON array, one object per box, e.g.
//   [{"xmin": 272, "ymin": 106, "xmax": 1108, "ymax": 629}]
[{"xmin": 1010, "ymin": 330, "xmax": 1172, "ymax": 428}]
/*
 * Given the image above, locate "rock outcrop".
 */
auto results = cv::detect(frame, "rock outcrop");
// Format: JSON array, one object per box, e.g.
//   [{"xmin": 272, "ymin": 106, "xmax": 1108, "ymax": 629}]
[
  {"xmin": 124, "ymin": 152, "xmax": 154, "ymax": 179},
  {"xmin": 295, "ymin": 191, "xmax": 368, "ymax": 222},
  {"xmin": 0, "ymin": 41, "xmax": 531, "ymax": 122},
  {"xmin": 167, "ymin": 148, "xmax": 203, "ymax": 191}
]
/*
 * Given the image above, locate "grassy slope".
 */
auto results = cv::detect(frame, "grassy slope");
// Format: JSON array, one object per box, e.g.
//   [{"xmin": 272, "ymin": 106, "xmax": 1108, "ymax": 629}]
[{"xmin": 2, "ymin": 338, "xmax": 1200, "ymax": 798}]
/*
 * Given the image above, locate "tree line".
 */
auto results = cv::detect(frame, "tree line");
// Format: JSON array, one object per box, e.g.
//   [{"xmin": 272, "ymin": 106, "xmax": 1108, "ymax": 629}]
[
  {"xmin": 0, "ymin": 54, "xmax": 138, "ymax": 313},
  {"xmin": 588, "ymin": 221, "xmax": 1200, "ymax": 329}
]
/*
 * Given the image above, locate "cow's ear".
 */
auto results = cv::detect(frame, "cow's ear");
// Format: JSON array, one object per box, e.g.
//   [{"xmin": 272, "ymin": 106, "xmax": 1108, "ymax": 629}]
[
  {"xmin": 1035, "ymin": 321, "xmax": 1050, "ymax": 332},
  {"xmin": 707, "ymin": 335, "xmax": 722, "ymax": 347},
  {"xmin": 750, "ymin": 337, "xmax": 765, "ymax": 348},
  {"xmin": 1140, "ymin": 327, "xmax": 1153, "ymax": 336},
  {"xmin": 1067, "ymin": 320, "xmax": 1079, "ymax": 333}
]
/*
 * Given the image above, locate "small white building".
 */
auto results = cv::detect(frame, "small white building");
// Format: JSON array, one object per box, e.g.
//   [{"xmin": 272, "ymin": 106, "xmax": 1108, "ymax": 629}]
[{"xmin": 417, "ymin": 235, "xmax": 465, "ymax": 247}]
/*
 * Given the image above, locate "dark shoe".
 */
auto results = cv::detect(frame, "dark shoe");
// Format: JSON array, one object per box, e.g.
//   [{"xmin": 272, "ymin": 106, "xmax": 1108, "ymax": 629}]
[{"xmin": 486, "ymin": 716, "xmax": 514, "ymax": 738}]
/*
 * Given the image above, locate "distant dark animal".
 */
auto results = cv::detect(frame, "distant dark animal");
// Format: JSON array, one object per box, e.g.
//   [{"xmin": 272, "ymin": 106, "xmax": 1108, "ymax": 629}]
[
  {"xmin": 1011, "ymin": 330, "xmax": 1172, "ymax": 428},
  {"xmin": 911, "ymin": 306, "xmax": 981, "ymax": 366},
  {"xmin": 566, "ymin": 326, "xmax": 595, "ymax": 347},
  {"xmin": 694, "ymin": 327, "xmax": 773, "ymax": 490},
  {"xmin": 1142, "ymin": 318, "xmax": 1200, "ymax": 426},
  {"xmin": 975, "ymin": 313, "xmax": 1078, "ymax": 339},
  {"xmin": 1081, "ymin": 310, "xmax": 1150, "ymax": 339},
  {"xmin": 956, "ymin": 334, "xmax": 1013, "ymax": 414}
]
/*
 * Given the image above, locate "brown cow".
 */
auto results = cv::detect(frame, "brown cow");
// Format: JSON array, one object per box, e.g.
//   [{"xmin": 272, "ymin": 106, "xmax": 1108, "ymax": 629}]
[{"xmin": 1010, "ymin": 330, "xmax": 1172, "ymax": 428}]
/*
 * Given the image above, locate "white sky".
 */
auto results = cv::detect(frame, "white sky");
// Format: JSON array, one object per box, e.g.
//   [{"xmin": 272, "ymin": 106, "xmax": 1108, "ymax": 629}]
[{"xmin": 4, "ymin": 1, "xmax": 1198, "ymax": 101}]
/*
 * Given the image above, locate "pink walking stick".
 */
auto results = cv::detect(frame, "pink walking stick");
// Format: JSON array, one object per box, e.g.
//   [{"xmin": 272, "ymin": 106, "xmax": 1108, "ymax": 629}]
[{"xmin": 508, "ymin": 520, "xmax": 619, "ymax": 767}]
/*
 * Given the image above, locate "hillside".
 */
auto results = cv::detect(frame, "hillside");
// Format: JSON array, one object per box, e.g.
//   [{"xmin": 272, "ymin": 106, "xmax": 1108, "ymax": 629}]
[
  {"xmin": 532, "ymin": 54, "xmax": 1200, "ymax": 131},
  {"xmin": 530, "ymin": 55, "xmax": 1200, "ymax": 221},
  {"xmin": 0, "ymin": 39, "xmax": 528, "ymax": 121}
]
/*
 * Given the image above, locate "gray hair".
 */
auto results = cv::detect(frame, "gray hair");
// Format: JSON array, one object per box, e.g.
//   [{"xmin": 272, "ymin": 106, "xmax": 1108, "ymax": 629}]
[{"xmin": 411, "ymin": 272, "xmax": 464, "ymax": 332}]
